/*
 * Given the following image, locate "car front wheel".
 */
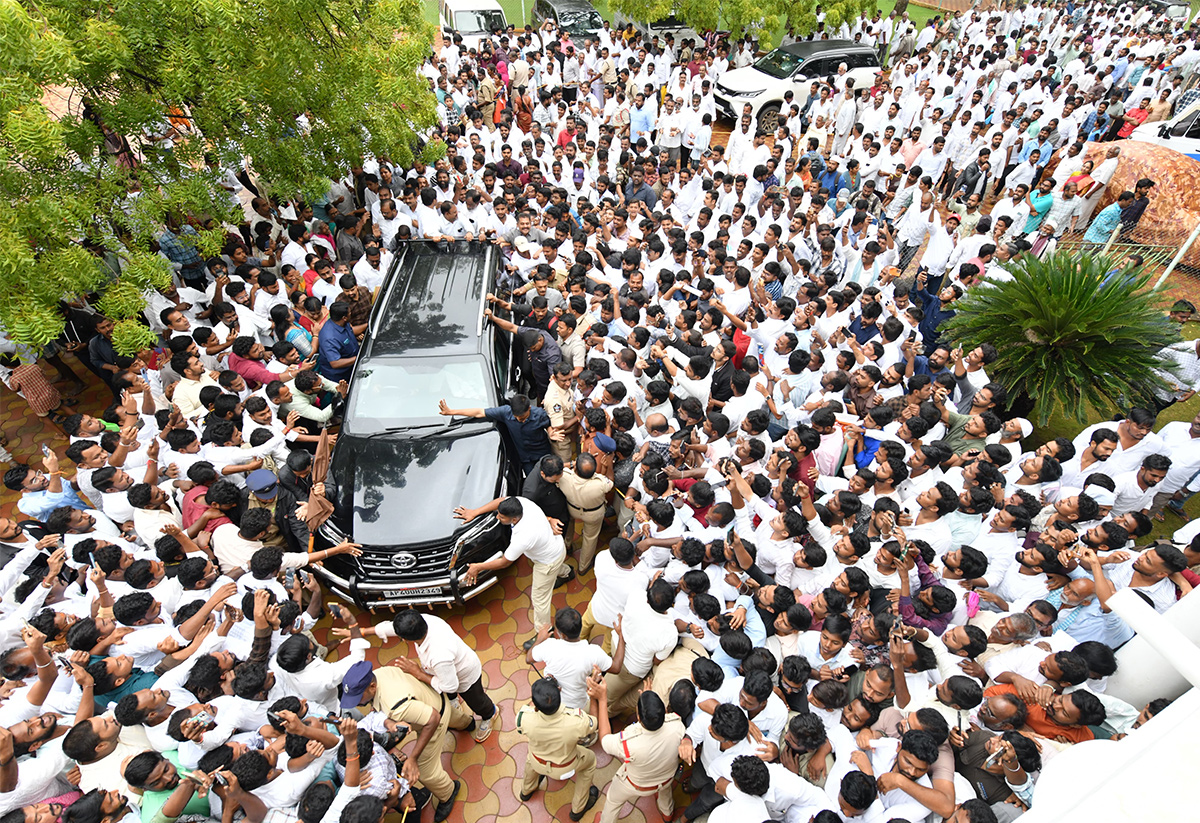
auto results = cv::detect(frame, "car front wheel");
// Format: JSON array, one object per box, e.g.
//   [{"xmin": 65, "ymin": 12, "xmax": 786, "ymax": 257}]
[{"xmin": 757, "ymin": 103, "xmax": 781, "ymax": 133}]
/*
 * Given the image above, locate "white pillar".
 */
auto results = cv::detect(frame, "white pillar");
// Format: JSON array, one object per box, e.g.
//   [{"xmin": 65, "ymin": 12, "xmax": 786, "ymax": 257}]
[{"xmin": 1105, "ymin": 588, "xmax": 1200, "ymax": 707}]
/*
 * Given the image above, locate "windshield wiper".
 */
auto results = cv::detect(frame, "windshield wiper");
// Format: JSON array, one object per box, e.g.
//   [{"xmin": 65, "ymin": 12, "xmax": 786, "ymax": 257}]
[
  {"xmin": 360, "ymin": 418, "xmax": 475, "ymax": 440},
  {"xmin": 412, "ymin": 418, "xmax": 474, "ymax": 439},
  {"xmin": 361, "ymin": 424, "xmax": 444, "ymax": 439}
]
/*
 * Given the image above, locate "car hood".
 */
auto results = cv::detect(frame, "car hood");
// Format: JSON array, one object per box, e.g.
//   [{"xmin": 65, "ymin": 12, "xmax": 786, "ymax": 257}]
[
  {"xmin": 328, "ymin": 427, "xmax": 504, "ymax": 546},
  {"xmin": 718, "ymin": 67, "xmax": 776, "ymax": 94}
]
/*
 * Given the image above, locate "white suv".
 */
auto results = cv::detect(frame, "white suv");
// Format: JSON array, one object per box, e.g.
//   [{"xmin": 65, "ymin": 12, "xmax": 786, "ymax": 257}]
[{"xmin": 715, "ymin": 40, "xmax": 880, "ymax": 132}]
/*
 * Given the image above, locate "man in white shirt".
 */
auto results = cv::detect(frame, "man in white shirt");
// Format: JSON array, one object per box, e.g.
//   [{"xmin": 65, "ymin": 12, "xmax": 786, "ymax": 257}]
[
  {"xmin": 457, "ymin": 496, "xmax": 567, "ymax": 643},
  {"xmin": 528, "ymin": 605, "xmax": 622, "ymax": 712},
  {"xmin": 279, "ymin": 223, "xmax": 314, "ymax": 273},
  {"xmin": 605, "ymin": 578, "xmax": 678, "ymax": 714},
  {"xmin": 580, "ymin": 538, "xmax": 648, "ymax": 652},
  {"xmin": 372, "ymin": 610, "xmax": 499, "ymax": 742}
]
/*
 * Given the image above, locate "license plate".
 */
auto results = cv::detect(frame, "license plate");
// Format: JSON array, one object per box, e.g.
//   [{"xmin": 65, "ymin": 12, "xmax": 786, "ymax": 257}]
[{"xmin": 383, "ymin": 587, "xmax": 445, "ymax": 598}]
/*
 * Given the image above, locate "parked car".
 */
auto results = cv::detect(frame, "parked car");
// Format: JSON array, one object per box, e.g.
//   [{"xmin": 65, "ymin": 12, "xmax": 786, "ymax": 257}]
[
  {"xmin": 313, "ymin": 240, "xmax": 519, "ymax": 609},
  {"xmin": 1109, "ymin": 0, "xmax": 1191, "ymax": 23},
  {"xmin": 714, "ymin": 39, "xmax": 880, "ymax": 132},
  {"xmin": 532, "ymin": 0, "xmax": 603, "ymax": 41},
  {"xmin": 612, "ymin": 9, "xmax": 700, "ymax": 44},
  {"xmin": 1131, "ymin": 98, "xmax": 1200, "ymax": 161},
  {"xmin": 438, "ymin": 0, "xmax": 508, "ymax": 52}
]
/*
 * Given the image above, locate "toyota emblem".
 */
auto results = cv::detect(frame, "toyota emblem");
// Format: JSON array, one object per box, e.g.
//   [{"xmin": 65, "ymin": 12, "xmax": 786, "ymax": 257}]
[{"xmin": 391, "ymin": 552, "xmax": 418, "ymax": 570}]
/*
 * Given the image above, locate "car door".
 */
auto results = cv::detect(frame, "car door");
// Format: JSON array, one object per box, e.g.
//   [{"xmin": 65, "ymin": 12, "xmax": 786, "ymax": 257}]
[
  {"xmin": 846, "ymin": 51, "xmax": 880, "ymax": 89},
  {"xmin": 797, "ymin": 56, "xmax": 837, "ymax": 85}
]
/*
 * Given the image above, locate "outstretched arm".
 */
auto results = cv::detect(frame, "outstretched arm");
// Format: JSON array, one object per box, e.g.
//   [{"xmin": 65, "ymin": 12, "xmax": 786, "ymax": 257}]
[{"xmin": 438, "ymin": 400, "xmax": 487, "ymax": 418}]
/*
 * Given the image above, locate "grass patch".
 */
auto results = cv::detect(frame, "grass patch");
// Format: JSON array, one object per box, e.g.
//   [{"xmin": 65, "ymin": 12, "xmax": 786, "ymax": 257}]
[{"xmin": 425, "ymin": 1, "xmax": 940, "ymax": 35}]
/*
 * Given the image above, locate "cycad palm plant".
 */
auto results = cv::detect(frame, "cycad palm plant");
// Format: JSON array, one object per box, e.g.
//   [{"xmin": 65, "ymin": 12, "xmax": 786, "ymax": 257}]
[{"xmin": 941, "ymin": 253, "xmax": 1179, "ymax": 426}]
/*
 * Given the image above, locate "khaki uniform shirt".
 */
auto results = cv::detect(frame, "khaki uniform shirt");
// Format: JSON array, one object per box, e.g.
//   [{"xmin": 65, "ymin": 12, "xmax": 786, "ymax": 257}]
[
  {"xmin": 601, "ymin": 715, "xmax": 686, "ymax": 786},
  {"xmin": 367, "ymin": 667, "xmax": 445, "ymax": 731},
  {"xmin": 558, "ymin": 466, "xmax": 613, "ymax": 512},
  {"xmin": 515, "ymin": 704, "xmax": 597, "ymax": 766},
  {"xmin": 246, "ymin": 496, "xmax": 285, "ymax": 548},
  {"xmin": 557, "ymin": 333, "xmax": 587, "ymax": 372},
  {"xmin": 544, "ymin": 381, "xmax": 577, "ymax": 429}
]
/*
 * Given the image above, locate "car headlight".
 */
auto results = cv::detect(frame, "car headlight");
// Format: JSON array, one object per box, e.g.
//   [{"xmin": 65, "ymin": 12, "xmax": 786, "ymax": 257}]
[
  {"xmin": 318, "ymin": 520, "xmax": 350, "ymax": 546},
  {"xmin": 448, "ymin": 514, "xmax": 502, "ymax": 569},
  {"xmin": 736, "ymin": 89, "xmax": 766, "ymax": 99}
]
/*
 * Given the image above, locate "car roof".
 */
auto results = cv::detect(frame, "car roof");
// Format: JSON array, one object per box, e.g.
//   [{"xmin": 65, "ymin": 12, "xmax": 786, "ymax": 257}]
[
  {"xmin": 442, "ymin": 0, "xmax": 505, "ymax": 12},
  {"xmin": 366, "ymin": 241, "xmax": 494, "ymax": 358},
  {"xmin": 544, "ymin": 0, "xmax": 601, "ymax": 11},
  {"xmin": 779, "ymin": 39, "xmax": 875, "ymax": 59}
]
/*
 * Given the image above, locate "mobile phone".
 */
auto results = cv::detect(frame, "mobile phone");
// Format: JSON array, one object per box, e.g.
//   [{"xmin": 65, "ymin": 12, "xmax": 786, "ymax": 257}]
[
  {"xmin": 267, "ymin": 710, "xmax": 284, "ymax": 726},
  {"xmin": 191, "ymin": 711, "xmax": 214, "ymax": 728},
  {"xmin": 907, "ymin": 330, "xmax": 917, "ymax": 341},
  {"xmin": 284, "ymin": 568, "xmax": 295, "ymax": 590},
  {"xmin": 982, "ymin": 744, "xmax": 1005, "ymax": 768},
  {"xmin": 41, "ymin": 444, "xmax": 53, "ymax": 458},
  {"xmin": 213, "ymin": 772, "xmax": 229, "ymax": 787}
]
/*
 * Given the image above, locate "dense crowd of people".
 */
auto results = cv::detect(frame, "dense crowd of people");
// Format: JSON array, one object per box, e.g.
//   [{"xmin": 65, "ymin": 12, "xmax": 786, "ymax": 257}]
[{"xmin": 2, "ymin": 2, "xmax": 1200, "ymax": 823}]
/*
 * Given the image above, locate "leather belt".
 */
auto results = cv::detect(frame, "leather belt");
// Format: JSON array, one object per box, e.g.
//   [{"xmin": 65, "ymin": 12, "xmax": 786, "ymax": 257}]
[
  {"xmin": 626, "ymin": 775, "xmax": 672, "ymax": 792},
  {"xmin": 532, "ymin": 753, "xmax": 577, "ymax": 769},
  {"xmin": 570, "ymin": 503, "xmax": 605, "ymax": 512}
]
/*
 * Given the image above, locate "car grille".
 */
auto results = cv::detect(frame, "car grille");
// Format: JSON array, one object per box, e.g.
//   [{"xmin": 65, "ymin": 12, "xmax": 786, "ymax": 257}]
[{"xmin": 357, "ymin": 541, "xmax": 455, "ymax": 583}]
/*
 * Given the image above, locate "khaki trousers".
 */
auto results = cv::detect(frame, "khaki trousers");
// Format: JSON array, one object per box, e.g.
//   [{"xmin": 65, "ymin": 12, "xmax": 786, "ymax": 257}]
[
  {"xmin": 414, "ymin": 696, "xmax": 475, "ymax": 801},
  {"xmin": 568, "ymin": 504, "xmax": 605, "ymax": 572},
  {"xmin": 530, "ymin": 545, "xmax": 567, "ymax": 632},
  {"xmin": 604, "ymin": 666, "xmax": 647, "ymax": 717},
  {"xmin": 578, "ymin": 601, "xmax": 613, "ymax": 654},
  {"xmin": 551, "ymin": 435, "xmax": 576, "ymax": 464},
  {"xmin": 599, "ymin": 772, "xmax": 673, "ymax": 823},
  {"xmin": 520, "ymin": 745, "xmax": 596, "ymax": 814}
]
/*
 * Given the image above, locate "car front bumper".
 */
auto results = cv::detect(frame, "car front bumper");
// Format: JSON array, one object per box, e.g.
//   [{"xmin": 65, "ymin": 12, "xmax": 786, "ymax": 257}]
[{"xmin": 312, "ymin": 551, "xmax": 506, "ymax": 609}]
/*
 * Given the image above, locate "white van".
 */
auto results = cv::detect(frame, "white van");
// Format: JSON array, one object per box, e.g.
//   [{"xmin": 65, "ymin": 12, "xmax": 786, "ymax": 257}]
[
  {"xmin": 1130, "ymin": 98, "xmax": 1200, "ymax": 162},
  {"xmin": 439, "ymin": 0, "xmax": 508, "ymax": 51}
]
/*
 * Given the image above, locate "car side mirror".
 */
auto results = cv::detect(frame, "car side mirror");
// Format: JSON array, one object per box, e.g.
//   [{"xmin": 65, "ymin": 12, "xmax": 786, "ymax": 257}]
[{"xmin": 794, "ymin": 73, "xmax": 807, "ymax": 82}]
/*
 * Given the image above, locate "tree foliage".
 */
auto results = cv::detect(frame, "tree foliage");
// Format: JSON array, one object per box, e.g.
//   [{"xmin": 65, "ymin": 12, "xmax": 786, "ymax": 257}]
[
  {"xmin": 609, "ymin": 0, "xmax": 875, "ymax": 47},
  {"xmin": 0, "ymin": 0, "xmax": 439, "ymax": 354},
  {"xmin": 941, "ymin": 254, "xmax": 1179, "ymax": 426}
]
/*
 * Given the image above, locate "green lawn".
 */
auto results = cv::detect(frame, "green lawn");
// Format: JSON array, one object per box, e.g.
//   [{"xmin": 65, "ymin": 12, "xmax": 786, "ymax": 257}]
[
  {"xmin": 425, "ymin": 1, "xmax": 939, "ymax": 35},
  {"xmin": 1027, "ymin": 319, "xmax": 1200, "ymax": 544}
]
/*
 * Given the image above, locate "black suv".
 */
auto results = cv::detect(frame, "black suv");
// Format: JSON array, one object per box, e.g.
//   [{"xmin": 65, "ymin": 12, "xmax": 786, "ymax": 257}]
[
  {"xmin": 313, "ymin": 240, "xmax": 518, "ymax": 608},
  {"xmin": 532, "ymin": 0, "xmax": 603, "ymax": 41}
]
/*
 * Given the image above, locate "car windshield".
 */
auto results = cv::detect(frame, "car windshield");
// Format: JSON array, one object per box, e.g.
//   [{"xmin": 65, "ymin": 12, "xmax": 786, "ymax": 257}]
[
  {"xmin": 560, "ymin": 10, "xmax": 602, "ymax": 31},
  {"xmin": 349, "ymin": 357, "xmax": 491, "ymax": 424},
  {"xmin": 454, "ymin": 10, "xmax": 505, "ymax": 33},
  {"xmin": 649, "ymin": 15, "xmax": 684, "ymax": 28},
  {"xmin": 755, "ymin": 48, "xmax": 805, "ymax": 79}
]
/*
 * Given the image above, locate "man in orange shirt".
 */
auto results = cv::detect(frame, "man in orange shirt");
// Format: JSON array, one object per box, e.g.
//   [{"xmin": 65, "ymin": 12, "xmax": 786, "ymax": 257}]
[{"xmin": 983, "ymin": 683, "xmax": 1106, "ymax": 744}]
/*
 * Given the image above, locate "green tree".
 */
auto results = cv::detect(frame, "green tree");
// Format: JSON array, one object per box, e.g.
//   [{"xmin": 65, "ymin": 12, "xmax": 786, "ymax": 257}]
[
  {"xmin": 609, "ymin": 0, "xmax": 875, "ymax": 52},
  {"xmin": 0, "ymin": 0, "xmax": 440, "ymax": 354},
  {"xmin": 941, "ymin": 254, "xmax": 1179, "ymax": 426}
]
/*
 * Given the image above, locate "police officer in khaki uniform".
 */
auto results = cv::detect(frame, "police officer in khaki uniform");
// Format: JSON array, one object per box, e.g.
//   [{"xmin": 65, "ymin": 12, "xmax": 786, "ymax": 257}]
[
  {"xmin": 557, "ymin": 452, "xmax": 613, "ymax": 573},
  {"xmin": 544, "ymin": 362, "xmax": 578, "ymax": 463},
  {"xmin": 515, "ymin": 676, "xmax": 600, "ymax": 821},
  {"xmin": 341, "ymin": 660, "xmax": 473, "ymax": 823},
  {"xmin": 588, "ymin": 675, "xmax": 686, "ymax": 823}
]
